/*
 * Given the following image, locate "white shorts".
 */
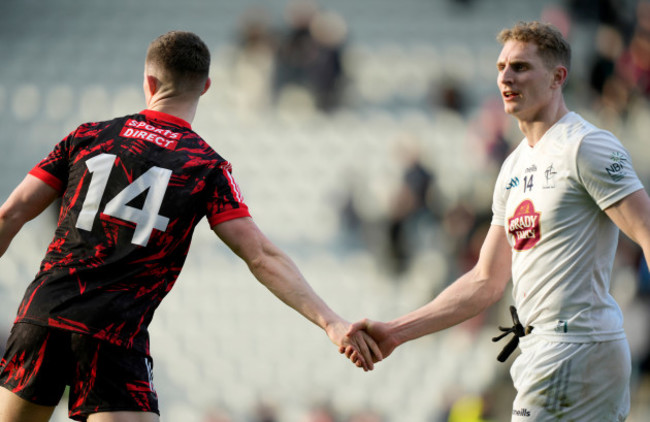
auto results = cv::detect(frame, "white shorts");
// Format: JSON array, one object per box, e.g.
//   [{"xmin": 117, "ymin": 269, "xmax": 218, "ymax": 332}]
[{"xmin": 510, "ymin": 335, "xmax": 631, "ymax": 421}]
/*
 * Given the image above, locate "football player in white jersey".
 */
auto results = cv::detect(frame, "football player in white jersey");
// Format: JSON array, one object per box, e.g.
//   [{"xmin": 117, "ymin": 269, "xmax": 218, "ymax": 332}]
[{"xmin": 344, "ymin": 21, "xmax": 650, "ymax": 421}]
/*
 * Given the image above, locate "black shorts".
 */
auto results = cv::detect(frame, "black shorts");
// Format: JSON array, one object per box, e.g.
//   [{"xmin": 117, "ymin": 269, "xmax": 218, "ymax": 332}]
[{"xmin": 0, "ymin": 323, "xmax": 159, "ymax": 421}]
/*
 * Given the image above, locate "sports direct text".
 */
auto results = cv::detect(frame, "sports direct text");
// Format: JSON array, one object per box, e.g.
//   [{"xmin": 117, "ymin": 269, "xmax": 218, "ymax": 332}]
[{"xmin": 120, "ymin": 119, "xmax": 180, "ymax": 150}]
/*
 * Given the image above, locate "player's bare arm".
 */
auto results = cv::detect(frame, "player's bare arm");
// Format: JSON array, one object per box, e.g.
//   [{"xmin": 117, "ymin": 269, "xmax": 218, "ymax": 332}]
[
  {"xmin": 0, "ymin": 174, "xmax": 59, "ymax": 258},
  {"xmin": 349, "ymin": 224, "xmax": 512, "ymax": 356},
  {"xmin": 212, "ymin": 217, "xmax": 381, "ymax": 370},
  {"xmin": 605, "ymin": 188, "xmax": 650, "ymax": 267}
]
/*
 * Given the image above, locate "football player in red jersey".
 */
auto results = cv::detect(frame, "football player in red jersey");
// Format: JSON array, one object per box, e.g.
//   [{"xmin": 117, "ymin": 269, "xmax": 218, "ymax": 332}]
[{"xmin": 0, "ymin": 31, "xmax": 380, "ymax": 422}]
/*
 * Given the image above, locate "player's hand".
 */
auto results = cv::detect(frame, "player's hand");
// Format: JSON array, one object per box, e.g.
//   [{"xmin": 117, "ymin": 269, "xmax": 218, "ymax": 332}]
[
  {"xmin": 340, "ymin": 328, "xmax": 383, "ymax": 370},
  {"xmin": 342, "ymin": 318, "xmax": 398, "ymax": 362},
  {"xmin": 326, "ymin": 320, "xmax": 381, "ymax": 371}
]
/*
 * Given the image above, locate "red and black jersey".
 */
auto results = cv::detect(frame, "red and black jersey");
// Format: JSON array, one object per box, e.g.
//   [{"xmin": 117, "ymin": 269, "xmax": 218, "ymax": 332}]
[{"xmin": 16, "ymin": 110, "xmax": 250, "ymax": 353}]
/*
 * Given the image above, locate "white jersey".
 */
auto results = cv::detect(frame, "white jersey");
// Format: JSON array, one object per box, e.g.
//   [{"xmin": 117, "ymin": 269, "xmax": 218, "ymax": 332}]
[{"xmin": 492, "ymin": 112, "xmax": 644, "ymax": 342}]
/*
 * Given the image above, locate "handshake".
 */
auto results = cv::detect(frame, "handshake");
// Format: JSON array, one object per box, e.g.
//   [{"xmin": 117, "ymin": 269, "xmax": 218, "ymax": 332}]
[{"xmin": 329, "ymin": 318, "xmax": 399, "ymax": 372}]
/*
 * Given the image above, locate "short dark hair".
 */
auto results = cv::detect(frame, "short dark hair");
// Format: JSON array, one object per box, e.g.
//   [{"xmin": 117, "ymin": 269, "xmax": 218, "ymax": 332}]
[
  {"xmin": 497, "ymin": 21, "xmax": 571, "ymax": 73},
  {"xmin": 146, "ymin": 31, "xmax": 210, "ymax": 92}
]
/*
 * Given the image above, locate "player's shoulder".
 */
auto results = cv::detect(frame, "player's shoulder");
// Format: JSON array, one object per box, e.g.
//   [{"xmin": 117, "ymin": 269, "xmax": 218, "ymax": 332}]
[
  {"xmin": 69, "ymin": 114, "xmax": 136, "ymax": 138},
  {"xmin": 554, "ymin": 112, "xmax": 616, "ymax": 146}
]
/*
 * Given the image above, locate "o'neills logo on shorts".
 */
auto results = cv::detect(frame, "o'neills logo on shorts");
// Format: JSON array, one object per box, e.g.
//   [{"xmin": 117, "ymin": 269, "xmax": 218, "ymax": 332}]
[
  {"xmin": 508, "ymin": 199, "xmax": 541, "ymax": 251},
  {"xmin": 512, "ymin": 407, "xmax": 531, "ymax": 417},
  {"xmin": 120, "ymin": 119, "xmax": 180, "ymax": 150}
]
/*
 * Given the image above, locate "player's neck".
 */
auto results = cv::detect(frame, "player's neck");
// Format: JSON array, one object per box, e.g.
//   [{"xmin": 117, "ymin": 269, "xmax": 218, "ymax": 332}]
[
  {"xmin": 147, "ymin": 97, "xmax": 198, "ymax": 125},
  {"xmin": 519, "ymin": 101, "xmax": 569, "ymax": 147}
]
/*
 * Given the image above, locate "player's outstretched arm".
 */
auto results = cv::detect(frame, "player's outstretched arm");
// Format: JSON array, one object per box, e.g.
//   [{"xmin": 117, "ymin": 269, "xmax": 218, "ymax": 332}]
[
  {"xmin": 605, "ymin": 189, "xmax": 650, "ymax": 272},
  {"xmin": 0, "ymin": 175, "xmax": 59, "ymax": 258},
  {"xmin": 348, "ymin": 225, "xmax": 512, "ymax": 355},
  {"xmin": 213, "ymin": 217, "xmax": 381, "ymax": 371}
]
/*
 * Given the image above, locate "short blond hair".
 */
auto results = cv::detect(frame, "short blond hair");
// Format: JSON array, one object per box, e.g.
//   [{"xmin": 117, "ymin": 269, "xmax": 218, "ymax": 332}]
[{"xmin": 497, "ymin": 21, "xmax": 571, "ymax": 73}]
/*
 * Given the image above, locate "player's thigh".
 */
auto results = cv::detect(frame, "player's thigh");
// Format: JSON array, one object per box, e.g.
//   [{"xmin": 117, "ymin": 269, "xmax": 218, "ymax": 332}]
[
  {"xmin": 511, "ymin": 337, "xmax": 630, "ymax": 421},
  {"xmin": 68, "ymin": 334, "xmax": 159, "ymax": 420},
  {"xmin": 0, "ymin": 323, "xmax": 70, "ymax": 407},
  {"xmin": 87, "ymin": 411, "xmax": 159, "ymax": 422},
  {"xmin": 0, "ymin": 387, "xmax": 56, "ymax": 422}
]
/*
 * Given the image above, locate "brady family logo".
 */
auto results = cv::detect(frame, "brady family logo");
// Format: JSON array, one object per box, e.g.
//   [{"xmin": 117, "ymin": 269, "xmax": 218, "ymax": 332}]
[{"xmin": 508, "ymin": 199, "xmax": 541, "ymax": 251}]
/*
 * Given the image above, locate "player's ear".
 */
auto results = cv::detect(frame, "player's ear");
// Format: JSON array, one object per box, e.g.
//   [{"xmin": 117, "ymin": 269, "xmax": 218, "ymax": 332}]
[
  {"xmin": 145, "ymin": 75, "xmax": 159, "ymax": 97},
  {"xmin": 552, "ymin": 65, "xmax": 568, "ymax": 89},
  {"xmin": 200, "ymin": 77, "xmax": 211, "ymax": 96}
]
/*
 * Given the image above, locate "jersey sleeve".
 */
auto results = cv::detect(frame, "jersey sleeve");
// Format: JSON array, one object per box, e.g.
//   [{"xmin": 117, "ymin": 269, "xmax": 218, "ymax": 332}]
[
  {"xmin": 576, "ymin": 132, "xmax": 644, "ymax": 210},
  {"xmin": 206, "ymin": 161, "xmax": 251, "ymax": 227},
  {"xmin": 491, "ymin": 155, "xmax": 513, "ymax": 227},
  {"xmin": 27, "ymin": 131, "xmax": 74, "ymax": 192}
]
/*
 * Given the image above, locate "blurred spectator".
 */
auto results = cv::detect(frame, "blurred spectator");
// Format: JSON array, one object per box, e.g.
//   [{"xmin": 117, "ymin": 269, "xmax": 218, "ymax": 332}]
[
  {"xmin": 617, "ymin": 1, "xmax": 650, "ymax": 99},
  {"xmin": 630, "ymin": 243, "xmax": 650, "ymax": 377},
  {"xmin": 236, "ymin": 7, "xmax": 275, "ymax": 53},
  {"xmin": 273, "ymin": 0, "xmax": 319, "ymax": 96},
  {"xmin": 441, "ymin": 201, "xmax": 477, "ymax": 258},
  {"xmin": 568, "ymin": 0, "xmax": 628, "ymax": 29},
  {"xmin": 308, "ymin": 10, "xmax": 349, "ymax": 112},
  {"xmin": 617, "ymin": 1, "xmax": 650, "ymax": 98},
  {"xmin": 230, "ymin": 6, "xmax": 276, "ymax": 115},
  {"xmin": 386, "ymin": 136, "xmax": 438, "ymax": 274},
  {"xmin": 428, "ymin": 77, "xmax": 467, "ymax": 116},
  {"xmin": 338, "ymin": 170, "xmax": 366, "ymax": 248},
  {"xmin": 272, "ymin": 0, "xmax": 349, "ymax": 112},
  {"xmin": 467, "ymin": 97, "xmax": 512, "ymax": 173},
  {"xmin": 541, "ymin": 4, "xmax": 572, "ymax": 38},
  {"xmin": 454, "ymin": 213, "xmax": 492, "ymax": 276},
  {"xmin": 587, "ymin": 24, "xmax": 632, "ymax": 127},
  {"xmin": 638, "ymin": 250, "xmax": 650, "ymax": 296},
  {"xmin": 596, "ymin": 73, "xmax": 632, "ymax": 129},
  {"xmin": 589, "ymin": 24, "xmax": 625, "ymax": 97}
]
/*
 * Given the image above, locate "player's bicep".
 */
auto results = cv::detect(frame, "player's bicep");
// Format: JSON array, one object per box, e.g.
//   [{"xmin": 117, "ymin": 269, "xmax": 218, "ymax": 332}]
[
  {"xmin": 475, "ymin": 224, "xmax": 512, "ymax": 292},
  {"xmin": 605, "ymin": 189, "xmax": 650, "ymax": 248},
  {"xmin": 0, "ymin": 174, "xmax": 60, "ymax": 224},
  {"xmin": 212, "ymin": 216, "xmax": 266, "ymax": 262}
]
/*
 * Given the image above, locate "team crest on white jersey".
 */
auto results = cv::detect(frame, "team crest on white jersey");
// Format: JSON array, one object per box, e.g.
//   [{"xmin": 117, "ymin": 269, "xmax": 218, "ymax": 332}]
[
  {"xmin": 508, "ymin": 199, "xmax": 541, "ymax": 251},
  {"xmin": 543, "ymin": 163, "xmax": 557, "ymax": 189}
]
